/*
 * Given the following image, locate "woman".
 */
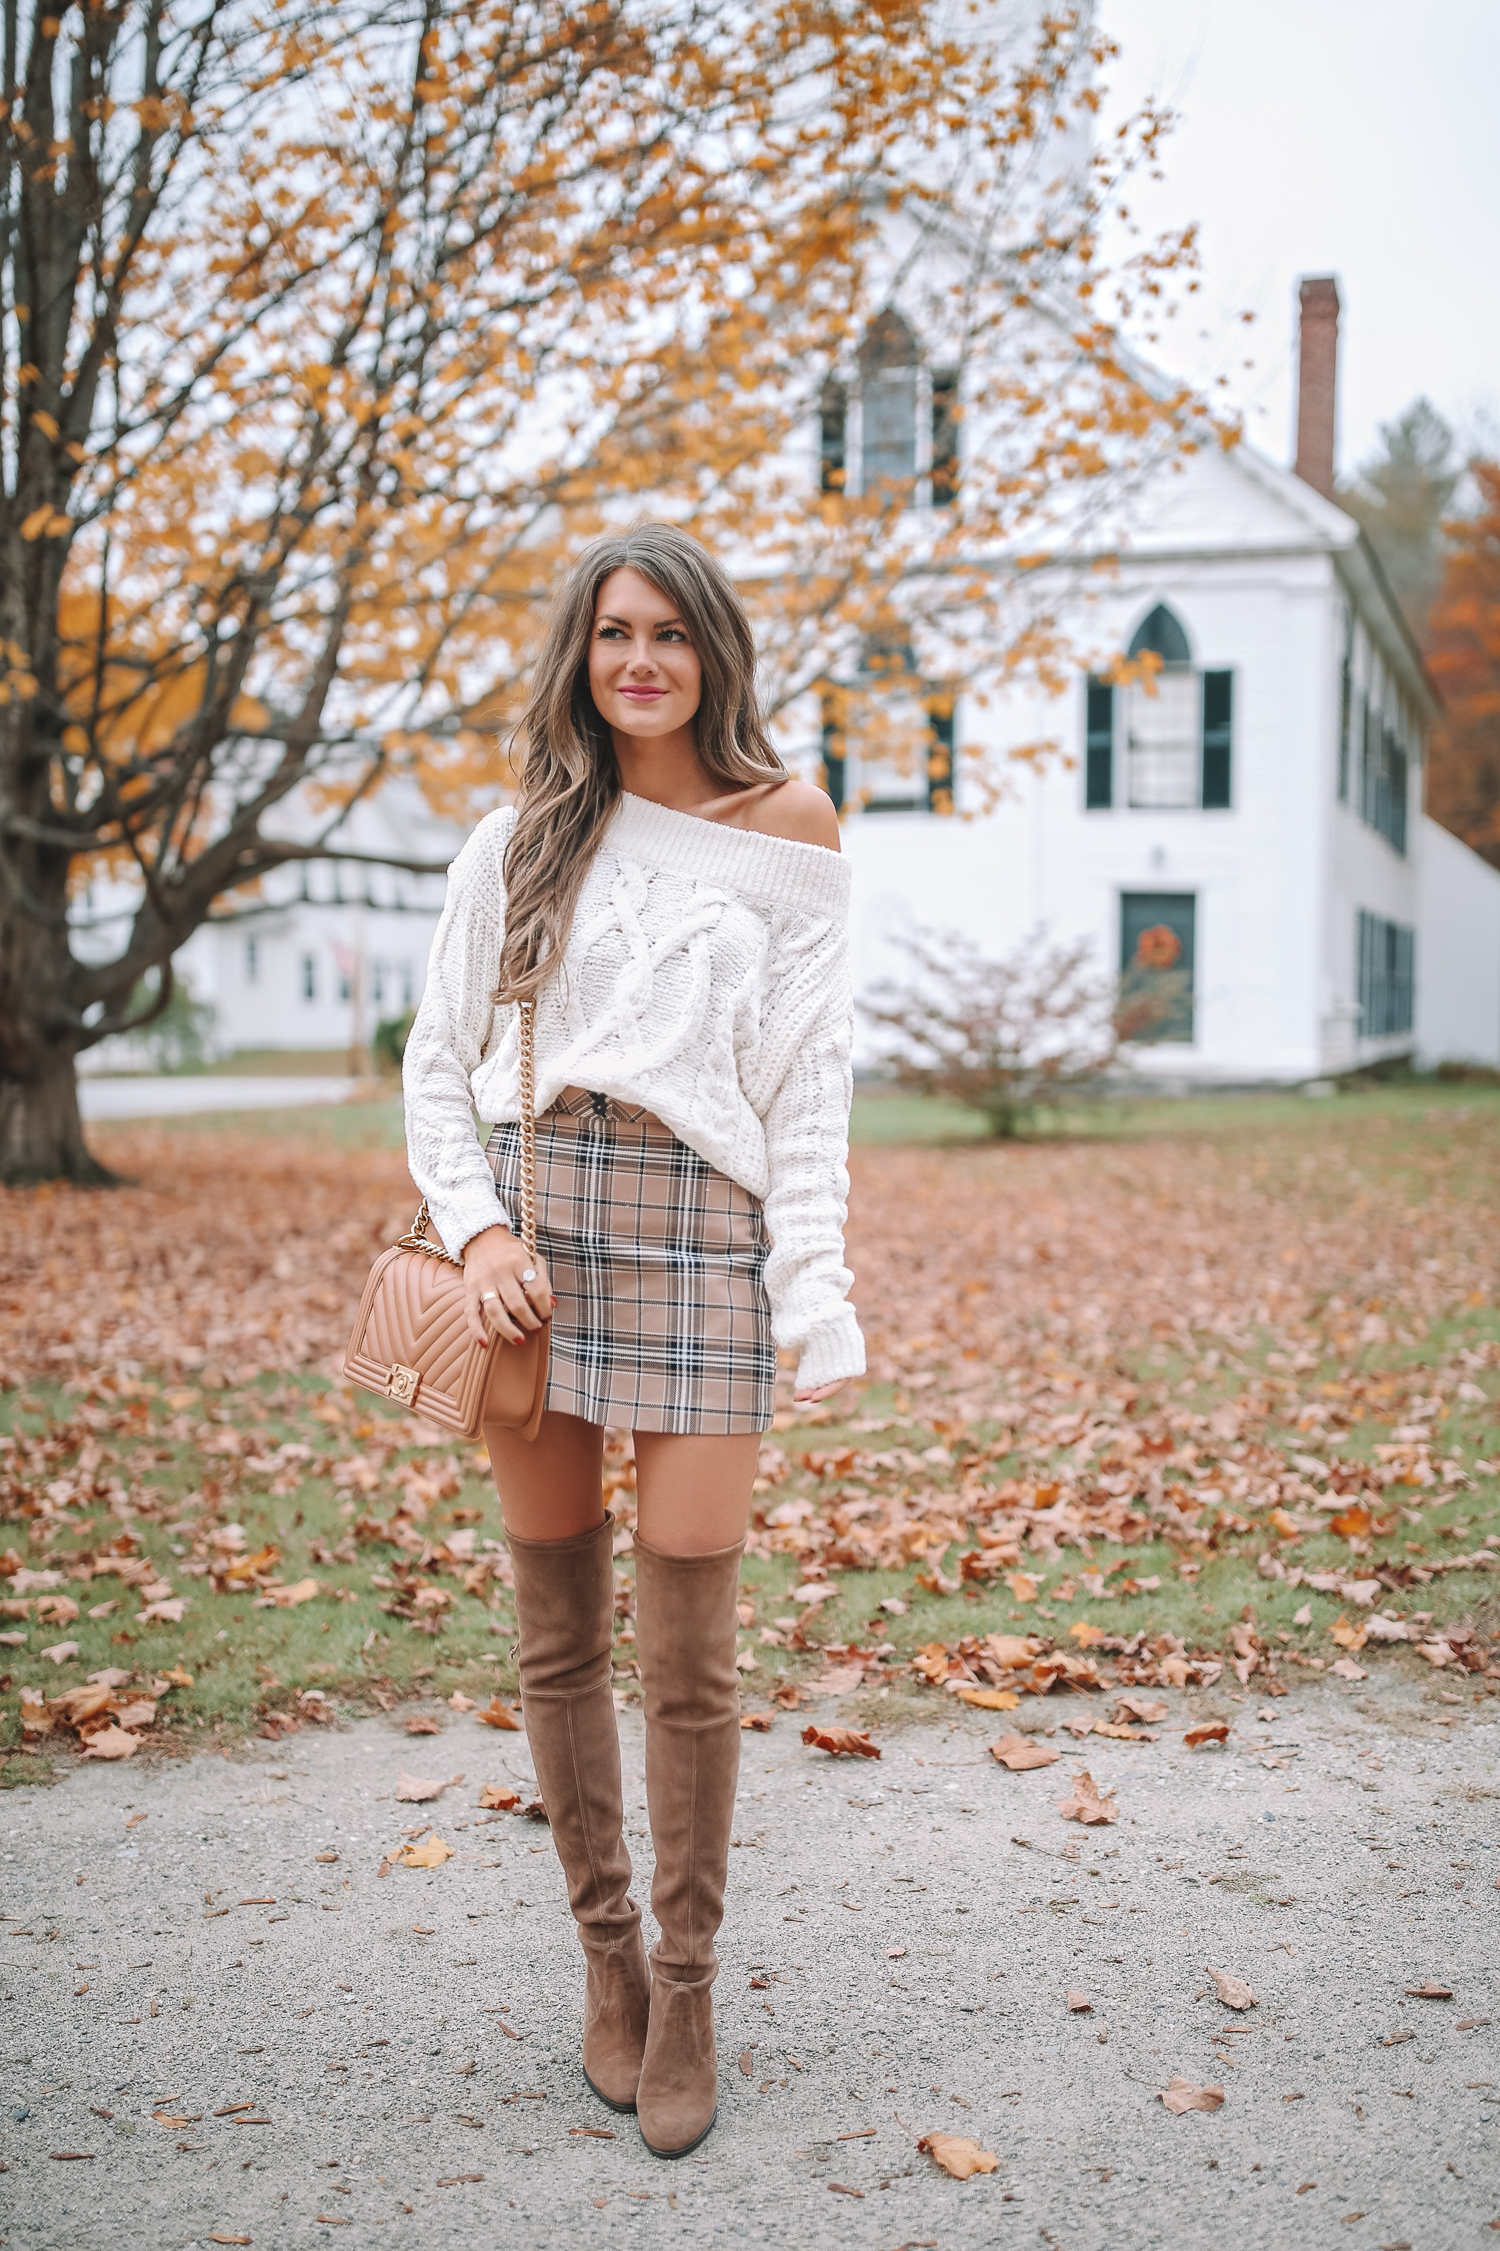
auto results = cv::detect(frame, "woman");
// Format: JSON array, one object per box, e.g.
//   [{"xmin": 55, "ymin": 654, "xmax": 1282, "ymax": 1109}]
[{"xmin": 402, "ymin": 522, "xmax": 864, "ymax": 2159}]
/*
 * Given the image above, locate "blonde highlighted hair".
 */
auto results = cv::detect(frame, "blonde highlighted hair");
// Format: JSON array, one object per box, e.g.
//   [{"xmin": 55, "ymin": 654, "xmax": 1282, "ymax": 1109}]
[{"xmin": 497, "ymin": 522, "xmax": 784, "ymax": 1004}]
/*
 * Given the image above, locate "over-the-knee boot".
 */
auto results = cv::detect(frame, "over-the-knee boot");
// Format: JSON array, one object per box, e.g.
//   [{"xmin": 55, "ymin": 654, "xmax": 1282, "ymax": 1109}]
[
  {"xmin": 632, "ymin": 1530, "xmax": 744, "ymax": 2158},
  {"xmin": 507, "ymin": 1516, "xmax": 650, "ymax": 2111}
]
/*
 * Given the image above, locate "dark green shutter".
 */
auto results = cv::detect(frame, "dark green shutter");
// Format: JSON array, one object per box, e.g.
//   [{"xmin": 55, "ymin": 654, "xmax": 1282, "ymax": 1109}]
[
  {"xmin": 927, "ymin": 703, "xmax": 954, "ymax": 812},
  {"xmin": 1085, "ymin": 679, "xmax": 1114, "ymax": 808},
  {"xmin": 819, "ymin": 380, "xmax": 847, "ymax": 494},
  {"xmin": 1201, "ymin": 670, "xmax": 1232, "ymax": 808},
  {"xmin": 819, "ymin": 691, "xmax": 845, "ymax": 811},
  {"xmin": 1337, "ymin": 621, "xmax": 1352, "ymax": 801},
  {"xmin": 930, "ymin": 370, "xmax": 959, "ymax": 505}
]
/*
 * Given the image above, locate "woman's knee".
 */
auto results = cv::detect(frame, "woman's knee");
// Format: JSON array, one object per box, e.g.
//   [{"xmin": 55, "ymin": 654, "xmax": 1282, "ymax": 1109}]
[{"xmin": 485, "ymin": 1411, "xmax": 606, "ymax": 1542}]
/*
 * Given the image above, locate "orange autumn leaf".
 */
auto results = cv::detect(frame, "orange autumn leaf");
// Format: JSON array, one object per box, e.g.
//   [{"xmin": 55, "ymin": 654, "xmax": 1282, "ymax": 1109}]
[
  {"xmin": 394, "ymin": 1770, "xmax": 463, "ymax": 1804},
  {"xmin": 1056, "ymin": 1769, "xmax": 1117, "ymax": 1825},
  {"xmin": 1159, "ymin": 2078, "xmax": 1224, "ymax": 2115},
  {"xmin": 1205, "ymin": 1968, "xmax": 1257, "ymax": 2010},
  {"xmin": 78, "ymin": 1724, "xmax": 141, "ymax": 1761},
  {"xmin": 477, "ymin": 1697, "xmax": 523, "ymax": 1732},
  {"xmin": 477, "ymin": 1783, "xmax": 521, "ymax": 1811},
  {"xmin": 1327, "ymin": 1504, "xmax": 1373, "ymax": 1540},
  {"xmin": 917, "ymin": 2131, "xmax": 998, "ymax": 2179},
  {"xmin": 990, "ymin": 1731, "xmax": 1061, "ymax": 1771},
  {"xmin": 1183, "ymin": 1722, "xmax": 1230, "ymax": 1748},
  {"xmin": 800, "ymin": 1724, "xmax": 881, "ymax": 1760},
  {"xmin": 953, "ymin": 1686, "xmax": 1020, "ymax": 1711},
  {"xmin": 391, "ymin": 1834, "xmax": 454, "ymax": 1869}
]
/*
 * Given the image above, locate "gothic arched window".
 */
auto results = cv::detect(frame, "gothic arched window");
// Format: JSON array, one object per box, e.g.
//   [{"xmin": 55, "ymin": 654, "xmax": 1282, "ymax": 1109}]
[
  {"xmin": 1128, "ymin": 603, "xmax": 1192, "ymax": 667},
  {"xmin": 1085, "ymin": 602, "xmax": 1233, "ymax": 812}
]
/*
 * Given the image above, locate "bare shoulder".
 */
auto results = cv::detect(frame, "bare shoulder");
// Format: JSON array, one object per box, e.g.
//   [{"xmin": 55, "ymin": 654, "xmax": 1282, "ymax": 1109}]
[{"xmin": 740, "ymin": 778, "xmax": 841, "ymax": 852}]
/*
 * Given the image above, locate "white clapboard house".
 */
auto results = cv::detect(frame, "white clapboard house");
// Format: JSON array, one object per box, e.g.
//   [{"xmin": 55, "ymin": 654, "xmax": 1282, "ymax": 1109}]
[{"xmin": 819, "ymin": 275, "xmax": 1500, "ymax": 1081}]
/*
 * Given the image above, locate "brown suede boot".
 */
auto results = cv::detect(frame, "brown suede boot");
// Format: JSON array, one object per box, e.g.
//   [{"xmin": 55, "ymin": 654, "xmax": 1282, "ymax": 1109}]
[
  {"xmin": 507, "ymin": 1516, "xmax": 650, "ymax": 2112},
  {"xmin": 632, "ymin": 1530, "xmax": 744, "ymax": 2158}
]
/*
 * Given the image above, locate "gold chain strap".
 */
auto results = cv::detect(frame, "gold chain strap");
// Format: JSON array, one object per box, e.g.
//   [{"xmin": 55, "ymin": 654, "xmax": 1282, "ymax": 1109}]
[
  {"xmin": 398, "ymin": 1000, "xmax": 538, "ymax": 1264},
  {"xmin": 517, "ymin": 999, "xmax": 538, "ymax": 1259}
]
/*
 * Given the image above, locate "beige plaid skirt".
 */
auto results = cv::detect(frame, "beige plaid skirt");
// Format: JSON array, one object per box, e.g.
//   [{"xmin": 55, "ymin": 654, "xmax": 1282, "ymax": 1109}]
[{"xmin": 485, "ymin": 1088, "xmax": 775, "ymax": 1434}]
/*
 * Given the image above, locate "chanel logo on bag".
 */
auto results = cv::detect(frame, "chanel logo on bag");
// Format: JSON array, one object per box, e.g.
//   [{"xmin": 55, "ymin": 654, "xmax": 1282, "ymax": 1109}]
[{"xmin": 385, "ymin": 1363, "xmax": 421, "ymax": 1404}]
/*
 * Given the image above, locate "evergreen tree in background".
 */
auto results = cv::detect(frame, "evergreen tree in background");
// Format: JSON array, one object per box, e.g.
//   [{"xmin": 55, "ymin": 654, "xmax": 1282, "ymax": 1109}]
[{"xmin": 1341, "ymin": 397, "xmax": 1460, "ymax": 642}]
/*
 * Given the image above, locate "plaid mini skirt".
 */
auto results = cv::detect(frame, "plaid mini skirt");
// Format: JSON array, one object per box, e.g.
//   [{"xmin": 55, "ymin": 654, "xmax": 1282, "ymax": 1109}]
[{"xmin": 485, "ymin": 1088, "xmax": 775, "ymax": 1434}]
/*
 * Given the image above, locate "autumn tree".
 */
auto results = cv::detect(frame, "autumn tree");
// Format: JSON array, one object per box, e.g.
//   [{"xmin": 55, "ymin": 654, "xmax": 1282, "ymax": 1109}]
[
  {"xmin": 0, "ymin": 0, "xmax": 1204, "ymax": 1182},
  {"xmin": 1426, "ymin": 459, "xmax": 1500, "ymax": 870}
]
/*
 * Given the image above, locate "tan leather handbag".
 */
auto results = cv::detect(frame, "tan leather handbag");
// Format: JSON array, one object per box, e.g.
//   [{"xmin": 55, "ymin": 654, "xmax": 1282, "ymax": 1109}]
[{"xmin": 343, "ymin": 1003, "xmax": 549, "ymax": 1441}]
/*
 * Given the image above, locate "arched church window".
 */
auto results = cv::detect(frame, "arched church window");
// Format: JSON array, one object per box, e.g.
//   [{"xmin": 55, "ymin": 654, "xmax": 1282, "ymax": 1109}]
[
  {"xmin": 1084, "ymin": 602, "xmax": 1233, "ymax": 812},
  {"xmin": 1127, "ymin": 603, "xmax": 1192, "ymax": 667}
]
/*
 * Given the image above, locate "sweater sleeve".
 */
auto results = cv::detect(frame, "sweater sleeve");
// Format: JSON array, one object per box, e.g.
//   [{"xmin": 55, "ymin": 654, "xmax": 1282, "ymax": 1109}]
[
  {"xmin": 402, "ymin": 812, "xmax": 515, "ymax": 1259},
  {"xmin": 758, "ymin": 908, "xmax": 867, "ymax": 1394}
]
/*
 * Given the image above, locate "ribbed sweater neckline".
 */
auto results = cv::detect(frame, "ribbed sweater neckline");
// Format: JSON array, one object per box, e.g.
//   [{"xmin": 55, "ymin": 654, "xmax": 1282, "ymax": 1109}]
[{"xmin": 606, "ymin": 791, "xmax": 850, "ymax": 915}]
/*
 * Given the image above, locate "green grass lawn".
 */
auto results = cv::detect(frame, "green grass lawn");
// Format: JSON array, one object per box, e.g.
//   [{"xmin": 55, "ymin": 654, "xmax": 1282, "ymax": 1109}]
[{"xmin": 4, "ymin": 1079, "xmax": 1497, "ymax": 1770}]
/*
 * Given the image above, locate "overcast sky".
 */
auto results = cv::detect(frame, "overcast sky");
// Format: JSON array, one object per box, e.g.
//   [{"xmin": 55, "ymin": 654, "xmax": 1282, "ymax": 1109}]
[{"xmin": 1096, "ymin": 0, "xmax": 1500, "ymax": 480}]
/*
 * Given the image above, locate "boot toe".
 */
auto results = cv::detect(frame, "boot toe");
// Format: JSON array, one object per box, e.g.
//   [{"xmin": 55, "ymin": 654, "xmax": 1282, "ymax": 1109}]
[{"xmin": 636, "ymin": 1974, "xmax": 719, "ymax": 2157}]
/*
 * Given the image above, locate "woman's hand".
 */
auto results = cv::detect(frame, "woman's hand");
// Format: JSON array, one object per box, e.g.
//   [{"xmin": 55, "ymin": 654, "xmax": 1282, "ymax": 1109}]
[
  {"xmin": 793, "ymin": 1378, "xmax": 845, "ymax": 1407},
  {"xmin": 462, "ymin": 1224, "xmax": 554, "ymax": 1349}
]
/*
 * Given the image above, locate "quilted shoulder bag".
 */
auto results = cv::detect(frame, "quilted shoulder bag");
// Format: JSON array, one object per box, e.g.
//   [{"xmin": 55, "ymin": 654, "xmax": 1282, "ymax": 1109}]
[{"xmin": 343, "ymin": 1002, "xmax": 549, "ymax": 1440}]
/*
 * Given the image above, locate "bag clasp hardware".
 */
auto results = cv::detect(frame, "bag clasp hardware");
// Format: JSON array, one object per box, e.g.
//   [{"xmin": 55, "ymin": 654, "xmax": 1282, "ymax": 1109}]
[{"xmin": 385, "ymin": 1363, "xmax": 421, "ymax": 1405}]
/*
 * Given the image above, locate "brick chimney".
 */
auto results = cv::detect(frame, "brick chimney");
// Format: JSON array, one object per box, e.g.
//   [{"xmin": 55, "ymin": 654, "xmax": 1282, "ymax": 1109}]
[{"xmin": 1294, "ymin": 275, "xmax": 1340, "ymax": 500}]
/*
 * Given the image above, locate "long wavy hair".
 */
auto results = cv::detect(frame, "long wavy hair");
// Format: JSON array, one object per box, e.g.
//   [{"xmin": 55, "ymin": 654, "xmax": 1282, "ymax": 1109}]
[{"xmin": 496, "ymin": 521, "xmax": 785, "ymax": 1005}]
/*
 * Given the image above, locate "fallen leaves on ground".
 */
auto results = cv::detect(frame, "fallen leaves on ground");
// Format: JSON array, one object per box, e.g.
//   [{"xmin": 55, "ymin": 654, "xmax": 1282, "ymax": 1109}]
[
  {"xmin": 917, "ymin": 2130, "xmax": 998, "ymax": 2179},
  {"xmin": 1404, "ymin": 1982, "xmax": 1453, "ymax": 2000},
  {"xmin": 989, "ymin": 1731, "xmax": 1060, "ymax": 1770},
  {"xmin": 20, "ymin": 1673, "xmax": 171, "ymax": 1758},
  {"xmin": 255, "ymin": 1576, "xmax": 320, "ymax": 1609},
  {"xmin": 477, "ymin": 1783, "xmax": 520, "ymax": 1810},
  {"xmin": 1183, "ymin": 1721, "xmax": 1230, "ymax": 1748},
  {"xmin": 0, "ymin": 1108, "xmax": 1495, "ymax": 1744},
  {"xmin": 394, "ymin": 1770, "xmax": 464, "ymax": 1803},
  {"xmin": 1205, "ymin": 1968, "xmax": 1257, "ymax": 2010},
  {"xmin": 1159, "ymin": 2078, "xmax": 1225, "ymax": 2115},
  {"xmin": 800, "ymin": 1724, "xmax": 880, "ymax": 1759},
  {"xmin": 405, "ymin": 1714, "xmax": 443, "ymax": 1736},
  {"xmin": 391, "ymin": 1834, "xmax": 454, "ymax": 1868},
  {"xmin": 78, "ymin": 1723, "xmax": 143, "ymax": 1761},
  {"xmin": 1066, "ymin": 1990, "xmax": 1091, "ymax": 2012},
  {"xmin": 477, "ymin": 1696, "xmax": 523, "ymax": 1730},
  {"xmin": 1056, "ymin": 1769, "xmax": 1118, "ymax": 1824}
]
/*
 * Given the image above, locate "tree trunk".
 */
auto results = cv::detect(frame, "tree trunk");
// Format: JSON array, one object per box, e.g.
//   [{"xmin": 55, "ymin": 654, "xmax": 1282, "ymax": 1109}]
[{"xmin": 0, "ymin": 1043, "xmax": 115, "ymax": 1186}]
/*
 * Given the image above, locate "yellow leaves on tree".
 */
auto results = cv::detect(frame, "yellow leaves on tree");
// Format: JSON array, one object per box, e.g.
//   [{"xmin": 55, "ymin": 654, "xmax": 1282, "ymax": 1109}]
[{"xmin": 1, "ymin": 0, "xmax": 1212, "ymax": 1183}]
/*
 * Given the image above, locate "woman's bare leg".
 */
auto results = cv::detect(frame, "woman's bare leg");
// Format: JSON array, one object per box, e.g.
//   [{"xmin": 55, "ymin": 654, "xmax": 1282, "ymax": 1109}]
[
  {"xmin": 484, "ymin": 1409, "xmax": 606, "ymax": 1542},
  {"xmin": 632, "ymin": 1431, "xmax": 760, "ymax": 1554}
]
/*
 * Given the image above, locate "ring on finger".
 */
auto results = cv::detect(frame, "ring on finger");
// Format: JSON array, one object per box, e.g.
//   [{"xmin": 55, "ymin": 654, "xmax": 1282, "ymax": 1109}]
[{"xmin": 520, "ymin": 1267, "xmax": 538, "ymax": 1284}]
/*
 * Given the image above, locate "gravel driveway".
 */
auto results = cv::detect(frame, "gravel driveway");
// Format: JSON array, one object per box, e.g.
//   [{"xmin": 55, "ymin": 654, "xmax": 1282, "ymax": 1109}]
[{"xmin": 2, "ymin": 1676, "xmax": 1496, "ymax": 2250}]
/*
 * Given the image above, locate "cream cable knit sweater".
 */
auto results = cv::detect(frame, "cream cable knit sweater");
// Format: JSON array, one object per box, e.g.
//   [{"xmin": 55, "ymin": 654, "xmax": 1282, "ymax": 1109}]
[{"xmin": 402, "ymin": 793, "xmax": 865, "ymax": 1393}]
